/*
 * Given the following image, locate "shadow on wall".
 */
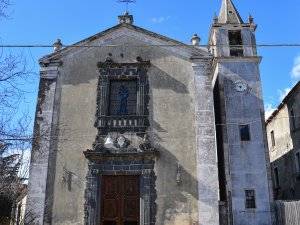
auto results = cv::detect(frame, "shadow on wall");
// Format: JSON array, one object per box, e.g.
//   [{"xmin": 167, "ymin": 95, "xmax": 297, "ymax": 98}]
[
  {"xmin": 149, "ymin": 65, "xmax": 188, "ymax": 94},
  {"xmin": 61, "ymin": 167, "xmax": 86, "ymax": 192},
  {"xmin": 151, "ymin": 128, "xmax": 221, "ymax": 224},
  {"xmin": 270, "ymin": 92, "xmax": 300, "ymax": 201},
  {"xmin": 47, "ymin": 48, "xmax": 196, "ymax": 223},
  {"xmin": 146, "ymin": 63, "xmax": 200, "ymax": 223},
  {"xmin": 59, "ymin": 49, "xmax": 191, "ymax": 96},
  {"xmin": 271, "ymin": 150, "xmax": 296, "ymax": 200}
]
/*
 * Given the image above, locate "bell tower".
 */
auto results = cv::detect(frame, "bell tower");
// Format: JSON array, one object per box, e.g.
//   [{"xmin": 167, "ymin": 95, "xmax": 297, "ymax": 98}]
[{"xmin": 208, "ymin": 0, "xmax": 274, "ymax": 224}]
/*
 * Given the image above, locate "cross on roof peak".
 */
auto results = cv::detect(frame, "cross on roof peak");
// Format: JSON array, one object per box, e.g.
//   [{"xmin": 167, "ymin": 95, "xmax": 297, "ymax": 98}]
[
  {"xmin": 117, "ymin": 0, "xmax": 136, "ymax": 24},
  {"xmin": 118, "ymin": 0, "xmax": 136, "ymax": 12}
]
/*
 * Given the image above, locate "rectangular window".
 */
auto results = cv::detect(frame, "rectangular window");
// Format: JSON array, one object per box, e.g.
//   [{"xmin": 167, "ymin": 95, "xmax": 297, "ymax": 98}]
[
  {"xmin": 97, "ymin": 62, "xmax": 150, "ymax": 132},
  {"xmin": 229, "ymin": 30, "xmax": 243, "ymax": 45},
  {"xmin": 245, "ymin": 190, "xmax": 256, "ymax": 209},
  {"xmin": 271, "ymin": 130, "xmax": 275, "ymax": 147},
  {"xmin": 239, "ymin": 124, "xmax": 251, "ymax": 141},
  {"xmin": 290, "ymin": 109, "xmax": 296, "ymax": 130},
  {"xmin": 274, "ymin": 167, "xmax": 280, "ymax": 188},
  {"xmin": 228, "ymin": 30, "xmax": 243, "ymax": 57},
  {"xmin": 109, "ymin": 79, "xmax": 137, "ymax": 116},
  {"xmin": 296, "ymin": 152, "xmax": 300, "ymax": 173}
]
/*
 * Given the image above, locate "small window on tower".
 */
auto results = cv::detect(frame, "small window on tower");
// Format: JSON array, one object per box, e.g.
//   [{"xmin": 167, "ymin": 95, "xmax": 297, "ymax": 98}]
[
  {"xmin": 229, "ymin": 30, "xmax": 243, "ymax": 45},
  {"xmin": 239, "ymin": 124, "xmax": 251, "ymax": 141},
  {"xmin": 245, "ymin": 190, "xmax": 256, "ymax": 209},
  {"xmin": 228, "ymin": 30, "xmax": 243, "ymax": 57}
]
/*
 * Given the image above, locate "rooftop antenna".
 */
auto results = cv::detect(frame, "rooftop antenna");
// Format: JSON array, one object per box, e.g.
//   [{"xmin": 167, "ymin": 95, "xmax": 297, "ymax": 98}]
[{"xmin": 117, "ymin": 0, "xmax": 136, "ymax": 12}]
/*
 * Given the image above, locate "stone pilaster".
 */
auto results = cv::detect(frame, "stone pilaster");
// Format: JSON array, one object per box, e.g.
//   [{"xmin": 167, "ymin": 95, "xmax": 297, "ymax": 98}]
[
  {"xmin": 192, "ymin": 58, "xmax": 219, "ymax": 225},
  {"xmin": 25, "ymin": 61, "xmax": 60, "ymax": 225}
]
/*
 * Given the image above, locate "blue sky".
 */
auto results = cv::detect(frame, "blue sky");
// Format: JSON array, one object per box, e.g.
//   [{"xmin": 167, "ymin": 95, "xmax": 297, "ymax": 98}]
[{"xmin": 1, "ymin": 0, "xmax": 300, "ymax": 121}]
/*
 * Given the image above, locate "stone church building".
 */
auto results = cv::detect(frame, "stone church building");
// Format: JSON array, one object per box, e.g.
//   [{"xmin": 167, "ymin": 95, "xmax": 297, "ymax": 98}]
[{"xmin": 26, "ymin": 0, "xmax": 274, "ymax": 224}]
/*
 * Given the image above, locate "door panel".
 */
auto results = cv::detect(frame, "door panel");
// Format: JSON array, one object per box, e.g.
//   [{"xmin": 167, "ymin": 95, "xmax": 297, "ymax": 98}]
[
  {"xmin": 103, "ymin": 199, "xmax": 118, "ymax": 218},
  {"xmin": 103, "ymin": 222, "xmax": 117, "ymax": 225},
  {"xmin": 123, "ymin": 177, "xmax": 139, "ymax": 196},
  {"xmin": 101, "ymin": 175, "xmax": 140, "ymax": 225},
  {"xmin": 124, "ymin": 222, "xmax": 138, "ymax": 225},
  {"xmin": 103, "ymin": 176, "xmax": 120, "ymax": 196},
  {"xmin": 123, "ymin": 199, "xmax": 139, "ymax": 218},
  {"xmin": 123, "ymin": 176, "xmax": 139, "ymax": 221}
]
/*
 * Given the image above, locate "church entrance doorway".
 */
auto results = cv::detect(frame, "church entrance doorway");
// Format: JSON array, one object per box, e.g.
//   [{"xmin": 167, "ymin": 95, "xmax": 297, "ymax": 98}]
[{"xmin": 100, "ymin": 175, "xmax": 140, "ymax": 225}]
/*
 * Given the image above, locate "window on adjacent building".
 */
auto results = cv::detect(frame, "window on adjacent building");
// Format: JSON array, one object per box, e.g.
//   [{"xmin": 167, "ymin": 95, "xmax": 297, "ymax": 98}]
[
  {"xmin": 245, "ymin": 190, "xmax": 256, "ymax": 209},
  {"xmin": 239, "ymin": 124, "xmax": 251, "ymax": 141},
  {"xmin": 228, "ymin": 30, "xmax": 243, "ymax": 57},
  {"xmin": 290, "ymin": 108, "xmax": 296, "ymax": 131},
  {"xmin": 296, "ymin": 152, "xmax": 300, "ymax": 173},
  {"xmin": 274, "ymin": 167, "xmax": 280, "ymax": 188},
  {"xmin": 270, "ymin": 130, "xmax": 275, "ymax": 147}
]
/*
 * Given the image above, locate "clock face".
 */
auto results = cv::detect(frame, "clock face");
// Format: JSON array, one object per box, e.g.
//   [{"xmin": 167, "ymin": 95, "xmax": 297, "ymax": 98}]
[{"xmin": 235, "ymin": 82, "xmax": 247, "ymax": 92}]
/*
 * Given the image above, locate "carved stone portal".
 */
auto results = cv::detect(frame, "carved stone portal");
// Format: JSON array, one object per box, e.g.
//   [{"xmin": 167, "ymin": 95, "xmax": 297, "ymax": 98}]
[{"xmin": 83, "ymin": 59, "xmax": 158, "ymax": 225}]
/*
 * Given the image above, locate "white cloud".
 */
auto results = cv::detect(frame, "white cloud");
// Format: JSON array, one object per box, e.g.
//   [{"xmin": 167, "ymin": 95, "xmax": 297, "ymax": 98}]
[
  {"xmin": 290, "ymin": 56, "xmax": 300, "ymax": 78},
  {"xmin": 277, "ymin": 87, "xmax": 291, "ymax": 101},
  {"xmin": 265, "ymin": 85, "xmax": 293, "ymax": 119},
  {"xmin": 151, "ymin": 16, "xmax": 170, "ymax": 23},
  {"xmin": 264, "ymin": 103, "xmax": 276, "ymax": 119}
]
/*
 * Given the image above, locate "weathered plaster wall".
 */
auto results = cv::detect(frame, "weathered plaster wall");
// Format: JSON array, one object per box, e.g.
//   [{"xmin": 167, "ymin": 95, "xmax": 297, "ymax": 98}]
[
  {"xmin": 48, "ymin": 35, "xmax": 207, "ymax": 225},
  {"xmin": 267, "ymin": 106, "xmax": 292, "ymax": 163},
  {"xmin": 267, "ymin": 87, "xmax": 300, "ymax": 200}
]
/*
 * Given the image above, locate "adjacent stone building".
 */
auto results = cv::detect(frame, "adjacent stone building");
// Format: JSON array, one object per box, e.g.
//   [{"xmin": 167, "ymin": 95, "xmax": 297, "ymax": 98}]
[
  {"xmin": 266, "ymin": 81, "xmax": 300, "ymax": 200},
  {"xmin": 10, "ymin": 185, "xmax": 28, "ymax": 225},
  {"xmin": 25, "ymin": 0, "xmax": 274, "ymax": 224}
]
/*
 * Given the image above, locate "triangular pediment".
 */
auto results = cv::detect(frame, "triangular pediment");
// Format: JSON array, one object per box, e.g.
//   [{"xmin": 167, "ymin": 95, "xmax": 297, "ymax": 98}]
[{"xmin": 39, "ymin": 23, "xmax": 211, "ymax": 64}]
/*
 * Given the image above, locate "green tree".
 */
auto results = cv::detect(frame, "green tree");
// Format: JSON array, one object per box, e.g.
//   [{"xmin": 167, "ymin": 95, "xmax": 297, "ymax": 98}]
[{"xmin": 0, "ymin": 143, "xmax": 21, "ymax": 223}]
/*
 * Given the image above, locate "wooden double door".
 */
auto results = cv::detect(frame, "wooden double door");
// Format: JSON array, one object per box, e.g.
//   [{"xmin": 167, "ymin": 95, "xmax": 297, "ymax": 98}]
[{"xmin": 101, "ymin": 175, "xmax": 140, "ymax": 225}]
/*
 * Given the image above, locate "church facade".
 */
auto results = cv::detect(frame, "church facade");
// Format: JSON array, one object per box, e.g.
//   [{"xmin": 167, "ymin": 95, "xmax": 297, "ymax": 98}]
[{"xmin": 25, "ymin": 1, "xmax": 274, "ymax": 225}]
